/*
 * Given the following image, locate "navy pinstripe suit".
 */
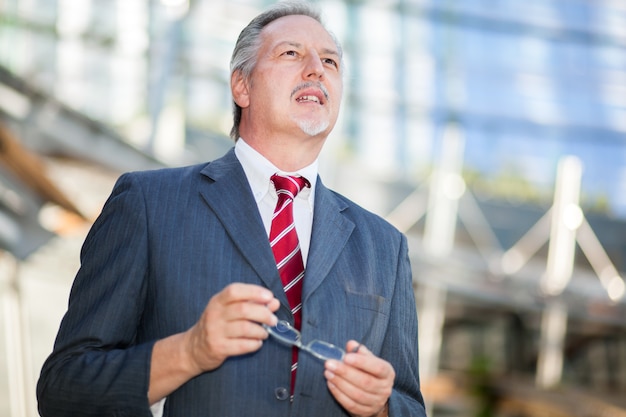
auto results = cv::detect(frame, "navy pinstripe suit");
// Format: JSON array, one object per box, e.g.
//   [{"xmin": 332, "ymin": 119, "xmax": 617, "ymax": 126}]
[{"xmin": 37, "ymin": 149, "xmax": 427, "ymax": 416}]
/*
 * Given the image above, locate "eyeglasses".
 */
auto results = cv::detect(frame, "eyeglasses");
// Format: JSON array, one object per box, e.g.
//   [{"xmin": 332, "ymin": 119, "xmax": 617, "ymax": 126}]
[{"xmin": 264, "ymin": 320, "xmax": 345, "ymax": 361}]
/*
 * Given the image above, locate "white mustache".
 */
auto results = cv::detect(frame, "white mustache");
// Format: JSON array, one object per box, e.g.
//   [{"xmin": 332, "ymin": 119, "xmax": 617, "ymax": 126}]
[{"xmin": 290, "ymin": 82, "xmax": 329, "ymax": 101}]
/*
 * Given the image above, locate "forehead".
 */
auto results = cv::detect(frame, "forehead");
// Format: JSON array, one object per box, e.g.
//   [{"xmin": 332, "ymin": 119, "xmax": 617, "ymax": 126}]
[{"xmin": 260, "ymin": 14, "xmax": 338, "ymax": 52}]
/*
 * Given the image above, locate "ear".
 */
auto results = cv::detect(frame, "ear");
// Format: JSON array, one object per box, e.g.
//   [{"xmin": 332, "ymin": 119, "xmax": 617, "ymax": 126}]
[{"xmin": 231, "ymin": 70, "xmax": 250, "ymax": 108}]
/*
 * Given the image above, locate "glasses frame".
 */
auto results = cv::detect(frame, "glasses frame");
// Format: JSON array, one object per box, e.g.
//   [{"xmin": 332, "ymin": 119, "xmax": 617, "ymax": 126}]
[{"xmin": 264, "ymin": 320, "xmax": 345, "ymax": 362}]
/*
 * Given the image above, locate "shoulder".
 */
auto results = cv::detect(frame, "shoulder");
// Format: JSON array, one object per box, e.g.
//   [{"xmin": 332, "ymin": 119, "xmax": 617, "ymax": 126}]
[
  {"xmin": 115, "ymin": 148, "xmax": 238, "ymax": 189},
  {"xmin": 101, "ymin": 163, "xmax": 210, "ymax": 213},
  {"xmin": 323, "ymin": 185, "xmax": 403, "ymax": 239},
  {"xmin": 118, "ymin": 163, "xmax": 208, "ymax": 186}
]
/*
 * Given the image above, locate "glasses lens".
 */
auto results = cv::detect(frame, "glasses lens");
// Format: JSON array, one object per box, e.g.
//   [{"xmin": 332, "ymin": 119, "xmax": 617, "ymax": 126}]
[
  {"xmin": 266, "ymin": 320, "xmax": 300, "ymax": 345},
  {"xmin": 265, "ymin": 321, "xmax": 345, "ymax": 362},
  {"xmin": 308, "ymin": 340, "xmax": 345, "ymax": 361}
]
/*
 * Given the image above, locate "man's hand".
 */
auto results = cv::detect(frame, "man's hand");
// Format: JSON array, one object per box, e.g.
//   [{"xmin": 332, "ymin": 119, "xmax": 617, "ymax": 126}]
[
  {"xmin": 149, "ymin": 283, "xmax": 279, "ymax": 404},
  {"xmin": 186, "ymin": 283, "xmax": 280, "ymax": 373},
  {"xmin": 324, "ymin": 341, "xmax": 394, "ymax": 417}
]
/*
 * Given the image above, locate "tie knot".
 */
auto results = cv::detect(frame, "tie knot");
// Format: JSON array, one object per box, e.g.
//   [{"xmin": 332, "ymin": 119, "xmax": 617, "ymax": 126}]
[{"xmin": 271, "ymin": 174, "xmax": 310, "ymax": 200}]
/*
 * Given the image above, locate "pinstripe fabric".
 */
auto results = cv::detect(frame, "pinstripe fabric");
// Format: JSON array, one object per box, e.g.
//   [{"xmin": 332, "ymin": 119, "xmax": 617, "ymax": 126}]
[
  {"xmin": 269, "ymin": 174, "xmax": 310, "ymax": 393},
  {"xmin": 36, "ymin": 149, "xmax": 427, "ymax": 417}
]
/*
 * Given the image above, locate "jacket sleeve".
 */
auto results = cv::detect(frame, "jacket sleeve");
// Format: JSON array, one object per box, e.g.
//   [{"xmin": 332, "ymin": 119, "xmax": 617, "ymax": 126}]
[
  {"xmin": 37, "ymin": 173, "xmax": 155, "ymax": 417},
  {"xmin": 385, "ymin": 234, "xmax": 428, "ymax": 416}
]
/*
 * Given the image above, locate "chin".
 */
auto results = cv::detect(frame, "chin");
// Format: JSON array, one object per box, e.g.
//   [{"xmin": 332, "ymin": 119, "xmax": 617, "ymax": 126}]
[{"xmin": 297, "ymin": 119, "xmax": 330, "ymax": 137}]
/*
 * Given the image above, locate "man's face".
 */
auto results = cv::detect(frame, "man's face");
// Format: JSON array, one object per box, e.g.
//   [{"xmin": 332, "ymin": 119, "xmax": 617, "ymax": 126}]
[{"xmin": 235, "ymin": 15, "xmax": 343, "ymax": 139}]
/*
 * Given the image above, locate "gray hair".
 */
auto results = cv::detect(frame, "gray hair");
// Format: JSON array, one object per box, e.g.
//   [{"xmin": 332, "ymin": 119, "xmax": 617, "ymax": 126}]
[{"xmin": 229, "ymin": 1, "xmax": 342, "ymax": 140}]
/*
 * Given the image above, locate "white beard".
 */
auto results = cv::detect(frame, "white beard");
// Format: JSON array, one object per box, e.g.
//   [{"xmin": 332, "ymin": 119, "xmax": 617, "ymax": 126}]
[{"xmin": 296, "ymin": 118, "xmax": 329, "ymax": 136}]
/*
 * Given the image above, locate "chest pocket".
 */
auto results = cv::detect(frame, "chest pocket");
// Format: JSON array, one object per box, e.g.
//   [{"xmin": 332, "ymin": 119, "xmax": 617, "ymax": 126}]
[{"xmin": 345, "ymin": 290, "xmax": 389, "ymax": 316}]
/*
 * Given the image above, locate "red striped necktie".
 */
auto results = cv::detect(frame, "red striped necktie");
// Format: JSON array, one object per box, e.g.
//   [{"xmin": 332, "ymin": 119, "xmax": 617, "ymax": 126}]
[{"xmin": 269, "ymin": 173, "xmax": 310, "ymax": 393}]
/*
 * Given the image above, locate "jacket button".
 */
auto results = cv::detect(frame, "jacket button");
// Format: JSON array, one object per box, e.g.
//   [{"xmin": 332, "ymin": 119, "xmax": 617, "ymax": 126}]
[{"xmin": 274, "ymin": 387, "xmax": 289, "ymax": 401}]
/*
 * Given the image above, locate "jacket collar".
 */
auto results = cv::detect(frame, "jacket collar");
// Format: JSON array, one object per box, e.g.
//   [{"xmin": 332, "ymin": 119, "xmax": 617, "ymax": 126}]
[
  {"xmin": 303, "ymin": 181, "xmax": 354, "ymax": 302},
  {"xmin": 199, "ymin": 149, "xmax": 285, "ymax": 301}
]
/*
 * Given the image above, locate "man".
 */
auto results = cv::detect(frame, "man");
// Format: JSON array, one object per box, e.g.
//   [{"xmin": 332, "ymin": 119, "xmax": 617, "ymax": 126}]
[{"xmin": 37, "ymin": 1, "xmax": 427, "ymax": 416}]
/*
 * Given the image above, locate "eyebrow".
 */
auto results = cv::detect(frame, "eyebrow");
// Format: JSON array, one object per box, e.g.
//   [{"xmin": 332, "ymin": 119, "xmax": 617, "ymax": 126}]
[{"xmin": 275, "ymin": 41, "xmax": 340, "ymax": 58}]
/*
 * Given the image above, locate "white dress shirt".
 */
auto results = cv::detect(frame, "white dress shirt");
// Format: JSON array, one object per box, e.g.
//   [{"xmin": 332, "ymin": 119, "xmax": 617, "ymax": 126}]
[{"xmin": 234, "ymin": 138, "xmax": 317, "ymax": 265}]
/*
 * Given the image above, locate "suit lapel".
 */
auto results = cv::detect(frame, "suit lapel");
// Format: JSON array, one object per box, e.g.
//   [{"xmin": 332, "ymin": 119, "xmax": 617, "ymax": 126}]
[
  {"xmin": 197, "ymin": 149, "xmax": 287, "ymax": 304},
  {"xmin": 197, "ymin": 151, "xmax": 355, "ymax": 307},
  {"xmin": 302, "ymin": 179, "xmax": 354, "ymax": 303}
]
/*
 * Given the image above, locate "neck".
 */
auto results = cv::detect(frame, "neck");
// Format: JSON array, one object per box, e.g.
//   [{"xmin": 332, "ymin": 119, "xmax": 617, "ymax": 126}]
[{"xmin": 239, "ymin": 130, "xmax": 326, "ymax": 172}]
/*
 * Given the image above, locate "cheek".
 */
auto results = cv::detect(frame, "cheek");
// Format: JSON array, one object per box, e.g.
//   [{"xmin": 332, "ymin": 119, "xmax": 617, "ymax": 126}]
[
  {"xmin": 330, "ymin": 85, "xmax": 343, "ymax": 113},
  {"xmin": 330, "ymin": 81, "xmax": 343, "ymax": 103},
  {"xmin": 250, "ymin": 84, "xmax": 279, "ymax": 109}
]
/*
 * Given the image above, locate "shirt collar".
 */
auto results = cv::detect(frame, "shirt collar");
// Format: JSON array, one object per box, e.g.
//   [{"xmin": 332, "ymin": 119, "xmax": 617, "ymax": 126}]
[{"xmin": 234, "ymin": 138, "xmax": 317, "ymax": 206}]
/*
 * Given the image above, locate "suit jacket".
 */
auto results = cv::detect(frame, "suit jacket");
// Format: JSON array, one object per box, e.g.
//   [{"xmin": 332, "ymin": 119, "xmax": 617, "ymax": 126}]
[{"xmin": 37, "ymin": 148, "xmax": 427, "ymax": 417}]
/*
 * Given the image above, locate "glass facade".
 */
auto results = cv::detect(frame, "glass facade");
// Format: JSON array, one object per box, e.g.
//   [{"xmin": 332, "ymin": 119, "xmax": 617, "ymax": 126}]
[{"xmin": 1, "ymin": 0, "xmax": 625, "ymax": 216}]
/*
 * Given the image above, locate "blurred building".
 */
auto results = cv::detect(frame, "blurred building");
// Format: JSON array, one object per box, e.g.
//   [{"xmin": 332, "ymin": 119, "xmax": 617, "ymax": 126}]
[
  {"xmin": 1, "ymin": 0, "xmax": 625, "ymax": 213},
  {"xmin": 1, "ymin": 1, "xmax": 626, "ymax": 416}
]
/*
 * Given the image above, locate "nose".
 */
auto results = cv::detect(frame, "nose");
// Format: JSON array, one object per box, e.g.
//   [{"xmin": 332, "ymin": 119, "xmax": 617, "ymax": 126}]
[{"xmin": 303, "ymin": 50, "xmax": 324, "ymax": 80}]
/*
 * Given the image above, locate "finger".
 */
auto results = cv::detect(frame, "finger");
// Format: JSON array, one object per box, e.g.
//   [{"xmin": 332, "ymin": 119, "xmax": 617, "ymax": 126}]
[
  {"xmin": 218, "ymin": 316, "xmax": 270, "ymax": 340},
  {"xmin": 210, "ymin": 284, "xmax": 279, "ymax": 327},
  {"xmin": 347, "ymin": 340, "xmax": 362, "ymax": 354},
  {"xmin": 343, "ymin": 344, "xmax": 394, "ymax": 382},
  {"xmin": 216, "ymin": 283, "xmax": 276, "ymax": 306},
  {"xmin": 325, "ymin": 369, "xmax": 387, "ymax": 417},
  {"xmin": 265, "ymin": 297, "xmax": 281, "ymax": 313},
  {"xmin": 326, "ymin": 379, "xmax": 369, "ymax": 416},
  {"xmin": 190, "ymin": 312, "xmax": 268, "ymax": 369},
  {"xmin": 325, "ymin": 359, "xmax": 390, "ymax": 399},
  {"xmin": 190, "ymin": 323, "xmax": 265, "ymax": 370},
  {"xmin": 324, "ymin": 345, "xmax": 395, "ymax": 413},
  {"xmin": 218, "ymin": 300, "xmax": 278, "ymax": 326}
]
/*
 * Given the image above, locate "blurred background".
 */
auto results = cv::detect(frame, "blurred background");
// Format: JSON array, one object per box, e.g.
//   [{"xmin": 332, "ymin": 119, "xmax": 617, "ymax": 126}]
[{"xmin": 1, "ymin": 0, "xmax": 625, "ymax": 416}]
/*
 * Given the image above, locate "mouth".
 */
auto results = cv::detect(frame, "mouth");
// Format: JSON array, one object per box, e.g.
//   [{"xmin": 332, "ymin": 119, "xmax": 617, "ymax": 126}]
[
  {"xmin": 296, "ymin": 94, "xmax": 322, "ymax": 104},
  {"xmin": 292, "ymin": 82, "xmax": 328, "ymax": 106}
]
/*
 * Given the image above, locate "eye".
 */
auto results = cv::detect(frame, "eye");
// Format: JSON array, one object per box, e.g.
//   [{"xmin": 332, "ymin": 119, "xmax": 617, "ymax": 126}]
[
  {"xmin": 323, "ymin": 57, "xmax": 339, "ymax": 69},
  {"xmin": 282, "ymin": 50, "xmax": 298, "ymax": 57}
]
